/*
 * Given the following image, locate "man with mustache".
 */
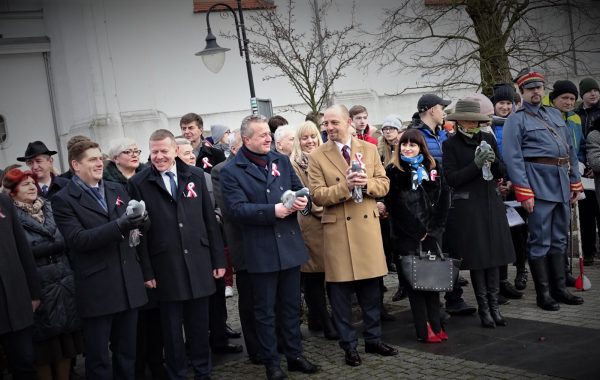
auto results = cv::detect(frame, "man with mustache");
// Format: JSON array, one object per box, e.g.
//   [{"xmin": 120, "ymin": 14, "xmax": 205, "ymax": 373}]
[{"xmin": 503, "ymin": 68, "xmax": 584, "ymax": 312}]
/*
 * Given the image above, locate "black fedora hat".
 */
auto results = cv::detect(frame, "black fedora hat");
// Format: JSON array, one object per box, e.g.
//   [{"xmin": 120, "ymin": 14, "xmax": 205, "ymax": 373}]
[{"xmin": 17, "ymin": 141, "xmax": 58, "ymax": 162}]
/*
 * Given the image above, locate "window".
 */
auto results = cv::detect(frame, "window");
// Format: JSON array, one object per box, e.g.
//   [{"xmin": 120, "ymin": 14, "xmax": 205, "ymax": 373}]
[
  {"xmin": 193, "ymin": 0, "xmax": 276, "ymax": 13},
  {"xmin": 0, "ymin": 115, "xmax": 6, "ymax": 145}
]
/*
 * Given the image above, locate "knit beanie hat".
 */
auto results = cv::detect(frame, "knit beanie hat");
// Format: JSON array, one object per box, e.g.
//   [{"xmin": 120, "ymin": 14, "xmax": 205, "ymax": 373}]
[
  {"xmin": 579, "ymin": 77, "xmax": 600, "ymax": 96},
  {"xmin": 381, "ymin": 114, "xmax": 404, "ymax": 131},
  {"xmin": 209, "ymin": 124, "xmax": 230, "ymax": 145},
  {"xmin": 491, "ymin": 84, "xmax": 515, "ymax": 105},
  {"xmin": 549, "ymin": 80, "xmax": 578, "ymax": 101}
]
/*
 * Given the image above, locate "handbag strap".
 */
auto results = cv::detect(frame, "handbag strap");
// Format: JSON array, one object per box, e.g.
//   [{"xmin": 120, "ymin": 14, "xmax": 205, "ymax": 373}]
[{"xmin": 418, "ymin": 241, "xmax": 446, "ymax": 260}]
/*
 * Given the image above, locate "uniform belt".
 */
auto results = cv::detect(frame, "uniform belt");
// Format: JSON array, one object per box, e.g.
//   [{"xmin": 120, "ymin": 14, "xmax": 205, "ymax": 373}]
[{"xmin": 524, "ymin": 156, "xmax": 570, "ymax": 166}]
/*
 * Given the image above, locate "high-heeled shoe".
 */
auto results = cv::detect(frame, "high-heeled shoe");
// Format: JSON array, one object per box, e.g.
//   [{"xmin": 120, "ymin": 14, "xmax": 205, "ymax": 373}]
[
  {"xmin": 425, "ymin": 323, "xmax": 442, "ymax": 343},
  {"xmin": 436, "ymin": 329, "xmax": 448, "ymax": 341}
]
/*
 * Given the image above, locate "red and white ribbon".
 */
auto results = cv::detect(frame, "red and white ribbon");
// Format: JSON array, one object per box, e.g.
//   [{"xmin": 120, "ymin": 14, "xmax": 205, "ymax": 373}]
[
  {"xmin": 202, "ymin": 157, "xmax": 213, "ymax": 169},
  {"xmin": 115, "ymin": 196, "xmax": 124, "ymax": 206},
  {"xmin": 271, "ymin": 163, "xmax": 280, "ymax": 177},
  {"xmin": 0, "ymin": 209, "xmax": 5, "ymax": 219},
  {"xmin": 430, "ymin": 170, "xmax": 438, "ymax": 181},
  {"xmin": 354, "ymin": 152, "xmax": 365, "ymax": 169},
  {"xmin": 186, "ymin": 182, "xmax": 197, "ymax": 198}
]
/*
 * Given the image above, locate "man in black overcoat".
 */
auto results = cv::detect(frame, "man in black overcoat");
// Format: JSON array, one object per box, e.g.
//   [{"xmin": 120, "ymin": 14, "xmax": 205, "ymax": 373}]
[
  {"xmin": 128, "ymin": 129, "xmax": 225, "ymax": 380},
  {"xmin": 52, "ymin": 140, "xmax": 148, "ymax": 380}
]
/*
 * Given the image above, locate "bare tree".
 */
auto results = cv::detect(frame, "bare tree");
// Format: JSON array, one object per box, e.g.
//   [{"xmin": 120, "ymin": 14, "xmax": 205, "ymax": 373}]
[
  {"xmin": 368, "ymin": 0, "xmax": 600, "ymax": 95},
  {"xmin": 244, "ymin": 0, "xmax": 365, "ymax": 114}
]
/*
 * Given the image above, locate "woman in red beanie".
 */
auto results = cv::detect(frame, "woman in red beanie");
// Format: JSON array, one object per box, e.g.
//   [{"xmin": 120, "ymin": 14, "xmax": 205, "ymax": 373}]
[{"xmin": 2, "ymin": 169, "xmax": 82, "ymax": 380}]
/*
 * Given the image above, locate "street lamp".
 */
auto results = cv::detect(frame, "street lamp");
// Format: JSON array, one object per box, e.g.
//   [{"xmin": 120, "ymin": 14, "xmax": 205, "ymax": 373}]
[{"xmin": 195, "ymin": 0, "xmax": 258, "ymax": 114}]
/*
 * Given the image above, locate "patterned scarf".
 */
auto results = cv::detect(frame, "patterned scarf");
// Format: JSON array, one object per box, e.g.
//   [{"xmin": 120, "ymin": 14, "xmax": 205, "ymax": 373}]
[
  {"xmin": 401, "ymin": 154, "xmax": 429, "ymax": 190},
  {"xmin": 295, "ymin": 152, "xmax": 310, "ymax": 171},
  {"xmin": 458, "ymin": 125, "xmax": 481, "ymax": 139},
  {"xmin": 14, "ymin": 197, "xmax": 45, "ymax": 224}
]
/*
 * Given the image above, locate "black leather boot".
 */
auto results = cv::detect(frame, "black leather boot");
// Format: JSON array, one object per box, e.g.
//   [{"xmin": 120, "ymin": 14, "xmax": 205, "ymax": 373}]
[
  {"xmin": 470, "ymin": 270, "xmax": 495, "ymax": 328},
  {"xmin": 486, "ymin": 267, "xmax": 506, "ymax": 326},
  {"xmin": 548, "ymin": 254, "xmax": 584, "ymax": 305},
  {"xmin": 514, "ymin": 267, "xmax": 528, "ymax": 290},
  {"xmin": 528, "ymin": 257, "xmax": 560, "ymax": 311},
  {"xmin": 500, "ymin": 279, "xmax": 523, "ymax": 299}
]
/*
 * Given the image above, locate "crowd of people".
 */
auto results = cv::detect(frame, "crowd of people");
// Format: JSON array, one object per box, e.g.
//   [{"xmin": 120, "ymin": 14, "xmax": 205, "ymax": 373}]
[{"xmin": 0, "ymin": 69, "xmax": 599, "ymax": 380}]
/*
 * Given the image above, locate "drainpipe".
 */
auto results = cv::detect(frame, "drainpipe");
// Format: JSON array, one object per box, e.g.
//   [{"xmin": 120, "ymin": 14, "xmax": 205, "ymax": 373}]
[{"xmin": 43, "ymin": 52, "xmax": 65, "ymax": 172}]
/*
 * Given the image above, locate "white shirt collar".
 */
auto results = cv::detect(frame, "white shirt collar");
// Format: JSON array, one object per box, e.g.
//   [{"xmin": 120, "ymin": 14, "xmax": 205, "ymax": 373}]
[{"xmin": 334, "ymin": 137, "xmax": 352, "ymax": 152}]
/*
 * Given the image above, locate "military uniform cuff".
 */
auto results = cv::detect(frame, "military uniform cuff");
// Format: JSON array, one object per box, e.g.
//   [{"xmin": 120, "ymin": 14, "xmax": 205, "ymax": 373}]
[
  {"xmin": 570, "ymin": 182, "xmax": 584, "ymax": 192},
  {"xmin": 513, "ymin": 184, "xmax": 534, "ymax": 202}
]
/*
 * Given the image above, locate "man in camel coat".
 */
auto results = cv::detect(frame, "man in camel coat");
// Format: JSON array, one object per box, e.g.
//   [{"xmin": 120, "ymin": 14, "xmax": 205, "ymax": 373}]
[{"xmin": 308, "ymin": 104, "xmax": 398, "ymax": 367}]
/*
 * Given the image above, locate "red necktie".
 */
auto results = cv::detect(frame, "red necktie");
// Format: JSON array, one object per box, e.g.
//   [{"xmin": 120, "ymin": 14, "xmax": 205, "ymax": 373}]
[{"xmin": 342, "ymin": 145, "xmax": 351, "ymax": 165}]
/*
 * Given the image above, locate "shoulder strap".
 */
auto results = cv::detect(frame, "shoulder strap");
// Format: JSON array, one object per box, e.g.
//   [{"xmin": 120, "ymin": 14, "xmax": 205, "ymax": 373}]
[{"xmin": 523, "ymin": 110, "xmax": 570, "ymax": 153}]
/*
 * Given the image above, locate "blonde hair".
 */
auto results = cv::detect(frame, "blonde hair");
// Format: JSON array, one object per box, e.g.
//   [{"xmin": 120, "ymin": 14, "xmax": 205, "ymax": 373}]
[{"xmin": 290, "ymin": 121, "xmax": 323, "ymax": 162}]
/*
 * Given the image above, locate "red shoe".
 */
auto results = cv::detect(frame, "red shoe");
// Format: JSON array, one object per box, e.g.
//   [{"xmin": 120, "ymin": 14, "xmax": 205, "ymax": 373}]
[
  {"xmin": 437, "ymin": 329, "xmax": 448, "ymax": 341},
  {"xmin": 426, "ymin": 323, "xmax": 442, "ymax": 343}
]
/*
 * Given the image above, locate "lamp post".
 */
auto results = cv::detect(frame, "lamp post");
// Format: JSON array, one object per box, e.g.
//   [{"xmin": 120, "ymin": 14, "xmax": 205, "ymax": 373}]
[{"xmin": 195, "ymin": 0, "xmax": 258, "ymax": 115}]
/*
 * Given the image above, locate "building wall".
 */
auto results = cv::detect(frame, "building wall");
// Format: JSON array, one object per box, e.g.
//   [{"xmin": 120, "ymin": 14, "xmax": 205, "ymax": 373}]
[{"xmin": 0, "ymin": 0, "xmax": 598, "ymax": 169}]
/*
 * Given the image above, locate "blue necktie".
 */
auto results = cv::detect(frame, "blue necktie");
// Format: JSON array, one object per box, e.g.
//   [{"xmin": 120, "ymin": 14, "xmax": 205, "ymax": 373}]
[
  {"xmin": 165, "ymin": 172, "xmax": 178, "ymax": 199},
  {"xmin": 41, "ymin": 185, "xmax": 49, "ymax": 197},
  {"xmin": 90, "ymin": 187, "xmax": 107, "ymax": 211}
]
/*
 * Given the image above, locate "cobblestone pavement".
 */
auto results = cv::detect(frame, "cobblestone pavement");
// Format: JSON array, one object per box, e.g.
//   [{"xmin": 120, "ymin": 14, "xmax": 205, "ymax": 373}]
[{"xmin": 216, "ymin": 260, "xmax": 600, "ymax": 379}]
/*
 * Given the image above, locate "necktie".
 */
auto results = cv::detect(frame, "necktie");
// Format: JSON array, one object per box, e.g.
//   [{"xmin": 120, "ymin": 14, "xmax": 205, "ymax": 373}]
[
  {"xmin": 41, "ymin": 185, "xmax": 49, "ymax": 197},
  {"xmin": 342, "ymin": 145, "xmax": 351, "ymax": 165},
  {"xmin": 90, "ymin": 187, "xmax": 107, "ymax": 211},
  {"xmin": 165, "ymin": 172, "xmax": 178, "ymax": 199}
]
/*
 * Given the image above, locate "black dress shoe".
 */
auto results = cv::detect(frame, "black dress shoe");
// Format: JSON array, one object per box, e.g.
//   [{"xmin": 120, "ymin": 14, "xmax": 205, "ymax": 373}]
[
  {"xmin": 344, "ymin": 349, "xmax": 362, "ymax": 366},
  {"xmin": 212, "ymin": 343, "xmax": 243, "ymax": 354},
  {"xmin": 225, "ymin": 324, "xmax": 241, "ymax": 338},
  {"xmin": 381, "ymin": 309, "xmax": 396, "ymax": 322},
  {"xmin": 500, "ymin": 280, "xmax": 523, "ymax": 299},
  {"xmin": 287, "ymin": 355, "xmax": 319, "ymax": 373},
  {"xmin": 364, "ymin": 341, "xmax": 398, "ymax": 356},
  {"xmin": 445, "ymin": 300, "xmax": 477, "ymax": 315},
  {"xmin": 266, "ymin": 366, "xmax": 287, "ymax": 380},
  {"xmin": 458, "ymin": 276, "xmax": 469, "ymax": 286}
]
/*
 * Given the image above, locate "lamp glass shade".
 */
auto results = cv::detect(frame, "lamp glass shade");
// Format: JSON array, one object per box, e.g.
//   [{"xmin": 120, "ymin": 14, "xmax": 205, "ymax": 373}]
[{"xmin": 200, "ymin": 51, "xmax": 227, "ymax": 73}]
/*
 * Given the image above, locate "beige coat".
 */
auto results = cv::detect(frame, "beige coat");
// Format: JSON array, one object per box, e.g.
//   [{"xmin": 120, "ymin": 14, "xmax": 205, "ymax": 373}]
[
  {"xmin": 291, "ymin": 159, "xmax": 325, "ymax": 273},
  {"xmin": 307, "ymin": 138, "xmax": 389, "ymax": 282}
]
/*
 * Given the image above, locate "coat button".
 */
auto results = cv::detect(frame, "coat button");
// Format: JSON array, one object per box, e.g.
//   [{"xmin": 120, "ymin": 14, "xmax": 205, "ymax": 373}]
[
  {"xmin": 280, "ymin": 186, "xmax": 284, "ymax": 190},
  {"xmin": 291, "ymin": 231, "xmax": 295, "ymax": 235},
  {"xmin": 123, "ymin": 260, "xmax": 127, "ymax": 264},
  {"xmin": 179, "ymin": 223, "xmax": 183, "ymax": 228},
  {"xmin": 276, "ymin": 233, "xmax": 281, "ymax": 238},
  {"xmin": 336, "ymin": 177, "xmax": 340, "ymax": 181},
  {"xmin": 364, "ymin": 214, "xmax": 368, "ymax": 218},
  {"xmin": 266, "ymin": 189, "xmax": 270, "ymax": 193},
  {"xmin": 184, "ymin": 249, "xmax": 189, "ymax": 254},
  {"xmin": 346, "ymin": 216, "xmax": 351, "ymax": 221}
]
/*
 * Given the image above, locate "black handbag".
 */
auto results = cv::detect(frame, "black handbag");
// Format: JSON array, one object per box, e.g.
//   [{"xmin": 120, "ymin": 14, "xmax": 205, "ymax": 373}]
[{"xmin": 401, "ymin": 243, "xmax": 461, "ymax": 292}]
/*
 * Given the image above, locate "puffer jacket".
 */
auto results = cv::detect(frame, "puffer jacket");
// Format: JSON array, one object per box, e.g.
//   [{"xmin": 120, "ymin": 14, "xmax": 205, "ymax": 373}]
[
  {"xmin": 385, "ymin": 159, "xmax": 450, "ymax": 255},
  {"xmin": 409, "ymin": 121, "xmax": 448, "ymax": 163},
  {"xmin": 15, "ymin": 201, "xmax": 80, "ymax": 341}
]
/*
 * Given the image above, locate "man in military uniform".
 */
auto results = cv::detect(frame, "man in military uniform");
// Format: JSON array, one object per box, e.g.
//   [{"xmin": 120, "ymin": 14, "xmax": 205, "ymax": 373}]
[{"xmin": 503, "ymin": 68, "xmax": 584, "ymax": 311}]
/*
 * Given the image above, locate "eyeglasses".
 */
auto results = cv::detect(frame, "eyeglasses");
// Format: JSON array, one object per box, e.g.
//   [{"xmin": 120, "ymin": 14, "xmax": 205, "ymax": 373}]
[
  {"xmin": 382, "ymin": 127, "xmax": 397, "ymax": 132},
  {"xmin": 121, "ymin": 149, "xmax": 142, "ymax": 156}
]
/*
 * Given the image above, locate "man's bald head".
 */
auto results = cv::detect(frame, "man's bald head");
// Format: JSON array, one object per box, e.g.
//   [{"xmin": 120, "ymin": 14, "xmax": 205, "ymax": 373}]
[
  {"xmin": 326, "ymin": 104, "xmax": 350, "ymax": 120},
  {"xmin": 322, "ymin": 104, "xmax": 352, "ymax": 143}
]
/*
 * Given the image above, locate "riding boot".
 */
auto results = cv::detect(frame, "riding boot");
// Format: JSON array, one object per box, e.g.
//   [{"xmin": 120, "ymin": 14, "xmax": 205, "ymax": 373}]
[
  {"xmin": 528, "ymin": 257, "xmax": 560, "ymax": 311},
  {"xmin": 548, "ymin": 254, "xmax": 584, "ymax": 305},
  {"xmin": 486, "ymin": 267, "xmax": 506, "ymax": 326},
  {"xmin": 470, "ymin": 270, "xmax": 495, "ymax": 328}
]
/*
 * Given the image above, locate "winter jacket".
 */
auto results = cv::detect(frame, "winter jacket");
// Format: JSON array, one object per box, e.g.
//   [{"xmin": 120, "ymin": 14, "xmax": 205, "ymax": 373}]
[
  {"xmin": 491, "ymin": 116, "xmax": 507, "ymax": 156},
  {"xmin": 103, "ymin": 160, "xmax": 145, "ymax": 185},
  {"xmin": 576, "ymin": 101, "xmax": 600, "ymax": 136},
  {"xmin": 385, "ymin": 159, "xmax": 450, "ymax": 255},
  {"xmin": 410, "ymin": 120, "xmax": 448, "ymax": 163},
  {"xmin": 15, "ymin": 201, "xmax": 79, "ymax": 341},
  {"xmin": 356, "ymin": 124, "xmax": 378, "ymax": 145}
]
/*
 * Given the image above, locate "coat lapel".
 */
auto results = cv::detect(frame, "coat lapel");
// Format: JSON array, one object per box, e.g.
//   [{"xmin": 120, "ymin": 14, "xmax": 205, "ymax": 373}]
[
  {"xmin": 266, "ymin": 154, "xmax": 279, "ymax": 188},
  {"xmin": 323, "ymin": 140, "xmax": 350, "ymax": 177},
  {"xmin": 103, "ymin": 182, "xmax": 121, "ymax": 218},
  {"xmin": 236, "ymin": 153, "xmax": 267, "ymax": 183},
  {"xmin": 350, "ymin": 137, "xmax": 365, "ymax": 167},
  {"xmin": 147, "ymin": 165, "xmax": 173, "ymax": 199},
  {"xmin": 68, "ymin": 182, "xmax": 107, "ymax": 216},
  {"xmin": 177, "ymin": 159, "xmax": 193, "ymax": 201}
]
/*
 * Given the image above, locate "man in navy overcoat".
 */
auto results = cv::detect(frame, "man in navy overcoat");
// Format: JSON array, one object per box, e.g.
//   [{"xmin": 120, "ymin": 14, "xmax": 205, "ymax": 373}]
[{"xmin": 220, "ymin": 115, "xmax": 319, "ymax": 380}]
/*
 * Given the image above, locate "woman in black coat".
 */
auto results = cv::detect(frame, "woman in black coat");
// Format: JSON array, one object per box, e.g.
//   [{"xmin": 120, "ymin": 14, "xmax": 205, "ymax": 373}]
[
  {"xmin": 442, "ymin": 100, "xmax": 516, "ymax": 328},
  {"xmin": 3, "ymin": 168, "xmax": 82, "ymax": 380},
  {"xmin": 386, "ymin": 129, "xmax": 451, "ymax": 342},
  {"xmin": 0, "ymin": 192, "xmax": 41, "ymax": 380}
]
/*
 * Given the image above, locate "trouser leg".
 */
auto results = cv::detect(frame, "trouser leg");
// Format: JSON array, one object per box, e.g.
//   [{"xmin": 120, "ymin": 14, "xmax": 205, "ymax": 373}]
[
  {"xmin": 328, "ymin": 281, "xmax": 357, "ymax": 351},
  {"xmin": 355, "ymin": 278, "xmax": 382, "ymax": 344},
  {"xmin": 0, "ymin": 327, "xmax": 36, "ymax": 380}
]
